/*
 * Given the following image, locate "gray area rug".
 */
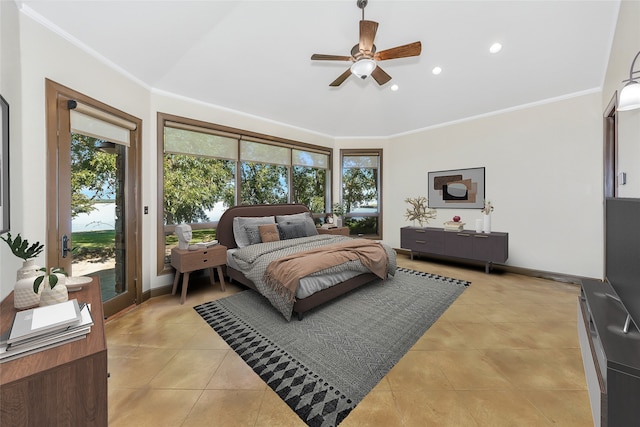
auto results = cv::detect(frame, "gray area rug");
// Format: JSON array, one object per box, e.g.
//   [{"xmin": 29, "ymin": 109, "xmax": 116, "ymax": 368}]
[{"xmin": 194, "ymin": 267, "xmax": 469, "ymax": 427}]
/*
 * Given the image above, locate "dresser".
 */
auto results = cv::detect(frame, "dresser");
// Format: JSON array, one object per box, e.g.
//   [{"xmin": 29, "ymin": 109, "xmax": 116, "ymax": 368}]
[
  {"xmin": 400, "ymin": 226, "xmax": 508, "ymax": 273},
  {"xmin": 0, "ymin": 278, "xmax": 108, "ymax": 426}
]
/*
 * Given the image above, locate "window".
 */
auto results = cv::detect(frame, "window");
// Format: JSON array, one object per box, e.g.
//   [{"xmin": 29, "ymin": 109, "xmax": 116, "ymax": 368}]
[
  {"xmin": 340, "ymin": 149, "xmax": 382, "ymax": 239},
  {"xmin": 157, "ymin": 113, "xmax": 331, "ymax": 272}
]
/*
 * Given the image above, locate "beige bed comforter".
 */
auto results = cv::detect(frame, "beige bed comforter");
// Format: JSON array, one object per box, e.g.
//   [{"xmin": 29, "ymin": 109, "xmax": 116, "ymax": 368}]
[{"xmin": 263, "ymin": 239, "xmax": 389, "ymax": 303}]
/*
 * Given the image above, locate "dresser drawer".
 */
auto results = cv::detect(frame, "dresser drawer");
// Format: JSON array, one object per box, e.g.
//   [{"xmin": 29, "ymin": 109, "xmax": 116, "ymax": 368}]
[{"xmin": 401, "ymin": 227, "xmax": 444, "ymax": 254}]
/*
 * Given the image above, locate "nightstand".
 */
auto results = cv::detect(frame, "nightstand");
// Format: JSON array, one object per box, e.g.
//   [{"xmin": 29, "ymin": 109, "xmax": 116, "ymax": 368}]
[
  {"xmin": 171, "ymin": 244, "xmax": 227, "ymax": 304},
  {"xmin": 317, "ymin": 226, "xmax": 350, "ymax": 236}
]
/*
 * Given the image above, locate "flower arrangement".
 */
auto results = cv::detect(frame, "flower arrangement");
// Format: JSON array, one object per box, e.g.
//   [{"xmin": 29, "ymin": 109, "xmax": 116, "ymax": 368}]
[
  {"xmin": 1, "ymin": 232, "xmax": 44, "ymax": 261},
  {"xmin": 405, "ymin": 196, "xmax": 437, "ymax": 226},
  {"xmin": 481, "ymin": 200, "xmax": 494, "ymax": 215}
]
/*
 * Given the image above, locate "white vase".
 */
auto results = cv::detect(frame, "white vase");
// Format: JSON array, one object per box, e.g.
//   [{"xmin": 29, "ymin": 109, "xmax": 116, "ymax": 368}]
[
  {"xmin": 14, "ymin": 275, "xmax": 44, "ymax": 310},
  {"xmin": 16, "ymin": 259, "xmax": 41, "ymax": 280},
  {"xmin": 483, "ymin": 214, "xmax": 492, "ymax": 233},
  {"xmin": 39, "ymin": 276, "xmax": 68, "ymax": 306},
  {"xmin": 475, "ymin": 219, "xmax": 483, "ymax": 233},
  {"xmin": 335, "ymin": 216, "xmax": 343, "ymax": 227},
  {"xmin": 14, "ymin": 261, "xmax": 44, "ymax": 310}
]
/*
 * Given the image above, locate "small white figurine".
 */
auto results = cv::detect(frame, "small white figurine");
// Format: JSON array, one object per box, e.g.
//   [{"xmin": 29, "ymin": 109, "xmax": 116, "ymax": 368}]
[{"xmin": 175, "ymin": 224, "xmax": 192, "ymax": 250}]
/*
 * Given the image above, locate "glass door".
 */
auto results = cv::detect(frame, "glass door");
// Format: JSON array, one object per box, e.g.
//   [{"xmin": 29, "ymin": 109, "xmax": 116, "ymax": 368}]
[
  {"xmin": 70, "ymin": 134, "xmax": 128, "ymax": 306},
  {"xmin": 46, "ymin": 80, "xmax": 140, "ymax": 318}
]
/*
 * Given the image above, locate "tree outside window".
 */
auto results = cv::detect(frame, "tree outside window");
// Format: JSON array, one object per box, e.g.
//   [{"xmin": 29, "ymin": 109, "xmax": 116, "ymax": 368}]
[{"xmin": 341, "ymin": 149, "xmax": 382, "ymax": 238}]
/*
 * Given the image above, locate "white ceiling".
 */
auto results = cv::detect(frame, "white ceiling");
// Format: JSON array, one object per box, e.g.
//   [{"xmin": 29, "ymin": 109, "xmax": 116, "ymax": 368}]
[{"xmin": 18, "ymin": 0, "xmax": 620, "ymax": 138}]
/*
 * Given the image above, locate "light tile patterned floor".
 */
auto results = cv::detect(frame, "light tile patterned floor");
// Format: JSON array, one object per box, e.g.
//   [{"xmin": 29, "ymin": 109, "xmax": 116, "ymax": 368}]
[{"xmin": 106, "ymin": 254, "xmax": 592, "ymax": 426}]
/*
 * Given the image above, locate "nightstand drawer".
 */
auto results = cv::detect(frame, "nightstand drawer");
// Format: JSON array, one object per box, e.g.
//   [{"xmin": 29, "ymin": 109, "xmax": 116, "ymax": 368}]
[
  {"xmin": 317, "ymin": 227, "xmax": 350, "ymax": 236},
  {"xmin": 171, "ymin": 246, "xmax": 226, "ymax": 271}
]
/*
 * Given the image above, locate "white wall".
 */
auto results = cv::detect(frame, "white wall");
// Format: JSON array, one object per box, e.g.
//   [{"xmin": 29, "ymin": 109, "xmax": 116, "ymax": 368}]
[
  {"xmin": 603, "ymin": 0, "xmax": 640, "ymax": 197},
  {"xmin": 383, "ymin": 93, "xmax": 604, "ymax": 278},
  {"xmin": 0, "ymin": 0, "xmax": 24, "ymax": 301}
]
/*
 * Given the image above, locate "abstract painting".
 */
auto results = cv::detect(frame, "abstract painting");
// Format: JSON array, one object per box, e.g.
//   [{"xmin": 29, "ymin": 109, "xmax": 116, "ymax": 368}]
[{"xmin": 428, "ymin": 167, "xmax": 485, "ymax": 209}]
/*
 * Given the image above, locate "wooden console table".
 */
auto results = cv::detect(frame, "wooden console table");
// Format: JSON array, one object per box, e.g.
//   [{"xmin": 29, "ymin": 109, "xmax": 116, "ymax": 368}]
[
  {"xmin": 401, "ymin": 226, "xmax": 508, "ymax": 273},
  {"xmin": 171, "ymin": 244, "xmax": 227, "ymax": 304},
  {"xmin": 0, "ymin": 278, "xmax": 108, "ymax": 426}
]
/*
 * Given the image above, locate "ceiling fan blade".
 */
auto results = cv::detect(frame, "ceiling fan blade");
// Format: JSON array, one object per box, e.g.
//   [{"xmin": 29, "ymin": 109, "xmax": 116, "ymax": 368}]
[
  {"xmin": 329, "ymin": 69, "xmax": 353, "ymax": 87},
  {"xmin": 311, "ymin": 54, "xmax": 353, "ymax": 61},
  {"xmin": 371, "ymin": 66, "xmax": 392, "ymax": 85},
  {"xmin": 374, "ymin": 41, "xmax": 422, "ymax": 61},
  {"xmin": 359, "ymin": 20, "xmax": 379, "ymax": 54}
]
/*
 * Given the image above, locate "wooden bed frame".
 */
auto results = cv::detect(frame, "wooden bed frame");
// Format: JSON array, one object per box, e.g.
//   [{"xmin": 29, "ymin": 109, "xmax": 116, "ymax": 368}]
[{"xmin": 217, "ymin": 204, "xmax": 377, "ymax": 320}]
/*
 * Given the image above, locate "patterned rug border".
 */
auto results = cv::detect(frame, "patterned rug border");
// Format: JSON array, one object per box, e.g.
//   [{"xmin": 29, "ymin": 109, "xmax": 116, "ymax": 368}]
[{"xmin": 194, "ymin": 268, "xmax": 469, "ymax": 427}]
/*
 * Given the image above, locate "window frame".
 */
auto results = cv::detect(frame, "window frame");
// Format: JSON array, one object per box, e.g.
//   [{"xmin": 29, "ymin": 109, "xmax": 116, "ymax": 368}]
[
  {"xmin": 339, "ymin": 148, "xmax": 383, "ymax": 240},
  {"xmin": 157, "ymin": 112, "xmax": 332, "ymax": 274}
]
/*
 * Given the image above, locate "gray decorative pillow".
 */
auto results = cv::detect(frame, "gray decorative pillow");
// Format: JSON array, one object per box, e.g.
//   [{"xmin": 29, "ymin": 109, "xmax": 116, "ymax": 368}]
[
  {"xmin": 243, "ymin": 225, "xmax": 262, "ymax": 245},
  {"xmin": 275, "ymin": 212, "xmax": 318, "ymax": 236},
  {"xmin": 232, "ymin": 216, "xmax": 275, "ymax": 247},
  {"xmin": 278, "ymin": 223, "xmax": 307, "ymax": 240}
]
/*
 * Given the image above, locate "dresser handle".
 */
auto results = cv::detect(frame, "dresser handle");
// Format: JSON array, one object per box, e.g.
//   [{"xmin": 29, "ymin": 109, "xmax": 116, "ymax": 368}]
[
  {"xmin": 457, "ymin": 233, "xmax": 471, "ymax": 237},
  {"xmin": 474, "ymin": 235, "xmax": 489, "ymax": 238},
  {"xmin": 415, "ymin": 240, "xmax": 426, "ymax": 244},
  {"xmin": 415, "ymin": 229, "xmax": 426, "ymax": 233},
  {"xmin": 203, "ymin": 251, "xmax": 208, "ymax": 255},
  {"xmin": 203, "ymin": 259, "xmax": 208, "ymax": 263}
]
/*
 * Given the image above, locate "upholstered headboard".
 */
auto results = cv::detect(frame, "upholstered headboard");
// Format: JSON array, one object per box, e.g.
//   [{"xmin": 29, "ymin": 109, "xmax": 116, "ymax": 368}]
[{"xmin": 217, "ymin": 204, "xmax": 311, "ymax": 249}]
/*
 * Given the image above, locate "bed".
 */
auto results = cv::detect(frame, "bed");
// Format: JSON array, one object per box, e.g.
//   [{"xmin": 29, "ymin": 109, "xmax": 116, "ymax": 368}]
[{"xmin": 217, "ymin": 204, "xmax": 397, "ymax": 320}]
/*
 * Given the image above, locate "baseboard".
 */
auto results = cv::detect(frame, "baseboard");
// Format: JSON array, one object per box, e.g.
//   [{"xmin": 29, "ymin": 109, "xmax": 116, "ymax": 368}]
[{"xmin": 394, "ymin": 248, "xmax": 594, "ymax": 285}]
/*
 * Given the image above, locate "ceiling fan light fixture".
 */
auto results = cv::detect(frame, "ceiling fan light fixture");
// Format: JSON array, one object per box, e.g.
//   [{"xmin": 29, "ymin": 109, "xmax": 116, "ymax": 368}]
[{"xmin": 351, "ymin": 58, "xmax": 376, "ymax": 79}]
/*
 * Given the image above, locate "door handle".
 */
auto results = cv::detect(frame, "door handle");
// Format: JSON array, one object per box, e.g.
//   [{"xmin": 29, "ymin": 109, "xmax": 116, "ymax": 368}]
[{"xmin": 62, "ymin": 235, "xmax": 73, "ymax": 258}]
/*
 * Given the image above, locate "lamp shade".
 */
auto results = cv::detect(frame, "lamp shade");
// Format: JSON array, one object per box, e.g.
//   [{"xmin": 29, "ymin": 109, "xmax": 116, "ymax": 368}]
[
  {"xmin": 350, "ymin": 59, "xmax": 376, "ymax": 79},
  {"xmin": 618, "ymin": 80, "xmax": 640, "ymax": 111}
]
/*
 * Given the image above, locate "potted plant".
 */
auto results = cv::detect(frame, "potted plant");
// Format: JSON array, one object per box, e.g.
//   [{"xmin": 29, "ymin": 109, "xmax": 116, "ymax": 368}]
[
  {"xmin": 34, "ymin": 267, "xmax": 69, "ymax": 306},
  {"xmin": 1, "ymin": 232, "xmax": 48, "ymax": 309},
  {"xmin": 332, "ymin": 203, "xmax": 346, "ymax": 227},
  {"xmin": 1, "ymin": 232, "xmax": 44, "ymax": 279},
  {"xmin": 405, "ymin": 196, "xmax": 437, "ymax": 227},
  {"xmin": 480, "ymin": 200, "xmax": 494, "ymax": 233}
]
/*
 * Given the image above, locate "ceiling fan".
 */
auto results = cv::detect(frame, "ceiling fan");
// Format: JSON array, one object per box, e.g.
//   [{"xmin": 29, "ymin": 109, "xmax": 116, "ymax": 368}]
[{"xmin": 311, "ymin": 0, "xmax": 421, "ymax": 87}]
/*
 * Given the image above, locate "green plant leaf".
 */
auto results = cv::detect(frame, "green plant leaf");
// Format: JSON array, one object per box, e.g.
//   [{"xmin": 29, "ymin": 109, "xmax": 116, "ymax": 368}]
[{"xmin": 33, "ymin": 275, "xmax": 44, "ymax": 293}]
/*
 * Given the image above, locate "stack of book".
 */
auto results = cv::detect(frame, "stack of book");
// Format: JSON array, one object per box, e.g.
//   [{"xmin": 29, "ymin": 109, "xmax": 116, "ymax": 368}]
[
  {"xmin": 0, "ymin": 299, "xmax": 94, "ymax": 363},
  {"xmin": 443, "ymin": 221, "xmax": 465, "ymax": 232}
]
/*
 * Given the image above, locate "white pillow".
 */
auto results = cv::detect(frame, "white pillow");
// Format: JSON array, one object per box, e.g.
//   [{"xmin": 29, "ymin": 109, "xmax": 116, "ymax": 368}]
[
  {"xmin": 275, "ymin": 212, "xmax": 318, "ymax": 236},
  {"xmin": 232, "ymin": 216, "xmax": 275, "ymax": 247}
]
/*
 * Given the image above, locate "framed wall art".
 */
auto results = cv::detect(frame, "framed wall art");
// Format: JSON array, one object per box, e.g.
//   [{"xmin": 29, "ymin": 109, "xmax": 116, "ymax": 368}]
[
  {"xmin": 1, "ymin": 94, "xmax": 9, "ymax": 234},
  {"xmin": 428, "ymin": 167, "xmax": 485, "ymax": 209}
]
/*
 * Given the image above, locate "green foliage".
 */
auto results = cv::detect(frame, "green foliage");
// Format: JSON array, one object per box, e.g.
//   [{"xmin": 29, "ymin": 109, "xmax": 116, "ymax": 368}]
[
  {"xmin": 292, "ymin": 166, "xmax": 326, "ymax": 213},
  {"xmin": 240, "ymin": 162, "xmax": 288, "ymax": 205},
  {"xmin": 342, "ymin": 167, "xmax": 377, "ymax": 212},
  {"xmin": 331, "ymin": 203, "xmax": 346, "ymax": 217},
  {"xmin": 33, "ymin": 267, "xmax": 67, "ymax": 293},
  {"xmin": 163, "ymin": 154, "xmax": 235, "ymax": 224},
  {"xmin": 0, "ymin": 232, "xmax": 44, "ymax": 261},
  {"xmin": 71, "ymin": 134, "xmax": 118, "ymax": 218}
]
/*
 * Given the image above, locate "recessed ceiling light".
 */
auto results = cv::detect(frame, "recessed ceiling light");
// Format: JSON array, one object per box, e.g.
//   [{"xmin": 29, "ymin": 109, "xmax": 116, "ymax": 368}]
[
  {"xmin": 489, "ymin": 42, "xmax": 502, "ymax": 54},
  {"xmin": 432, "ymin": 66, "xmax": 442, "ymax": 75},
  {"xmin": 390, "ymin": 84, "xmax": 399, "ymax": 91}
]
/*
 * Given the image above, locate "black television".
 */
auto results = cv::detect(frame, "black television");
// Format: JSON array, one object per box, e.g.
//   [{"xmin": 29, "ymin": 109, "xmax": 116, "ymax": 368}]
[{"xmin": 605, "ymin": 197, "xmax": 640, "ymax": 334}]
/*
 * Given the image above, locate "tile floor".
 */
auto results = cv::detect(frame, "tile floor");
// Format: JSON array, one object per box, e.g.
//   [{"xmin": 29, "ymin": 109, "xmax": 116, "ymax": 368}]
[{"xmin": 105, "ymin": 254, "xmax": 593, "ymax": 426}]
